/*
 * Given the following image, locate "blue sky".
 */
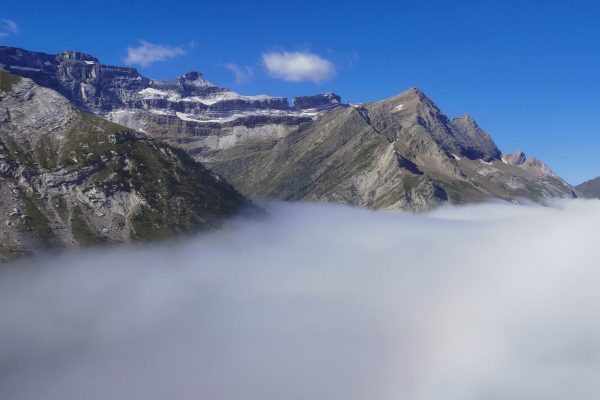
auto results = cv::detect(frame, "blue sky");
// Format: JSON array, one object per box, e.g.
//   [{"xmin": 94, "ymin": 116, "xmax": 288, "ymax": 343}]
[{"xmin": 1, "ymin": 0, "xmax": 599, "ymax": 184}]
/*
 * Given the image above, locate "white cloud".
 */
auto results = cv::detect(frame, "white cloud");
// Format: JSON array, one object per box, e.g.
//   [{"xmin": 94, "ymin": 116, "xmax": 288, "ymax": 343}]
[
  {"xmin": 224, "ymin": 63, "xmax": 254, "ymax": 84},
  {"xmin": 262, "ymin": 51, "xmax": 336, "ymax": 83},
  {"xmin": 0, "ymin": 19, "xmax": 19, "ymax": 38},
  {"xmin": 1, "ymin": 199, "xmax": 600, "ymax": 399},
  {"xmin": 124, "ymin": 40, "xmax": 186, "ymax": 67}
]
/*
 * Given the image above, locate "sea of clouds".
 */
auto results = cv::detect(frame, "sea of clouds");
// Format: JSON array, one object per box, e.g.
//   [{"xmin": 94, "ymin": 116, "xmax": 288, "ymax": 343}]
[{"xmin": 1, "ymin": 199, "xmax": 600, "ymax": 400}]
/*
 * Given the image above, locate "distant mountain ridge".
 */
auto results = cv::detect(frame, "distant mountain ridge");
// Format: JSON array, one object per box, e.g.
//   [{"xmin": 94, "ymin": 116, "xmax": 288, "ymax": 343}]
[
  {"xmin": 0, "ymin": 46, "xmax": 340, "ymax": 116},
  {"xmin": 576, "ymin": 177, "xmax": 600, "ymax": 199},
  {"xmin": 0, "ymin": 45, "xmax": 579, "ymax": 212},
  {"xmin": 0, "ymin": 45, "xmax": 342, "ymax": 164}
]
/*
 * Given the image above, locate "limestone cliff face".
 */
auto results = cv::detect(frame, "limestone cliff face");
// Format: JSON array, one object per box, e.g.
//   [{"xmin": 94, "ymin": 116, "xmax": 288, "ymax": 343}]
[
  {"xmin": 0, "ymin": 71, "xmax": 251, "ymax": 259},
  {"xmin": 0, "ymin": 46, "xmax": 332, "ymax": 115},
  {"xmin": 0, "ymin": 46, "xmax": 342, "ymax": 162}
]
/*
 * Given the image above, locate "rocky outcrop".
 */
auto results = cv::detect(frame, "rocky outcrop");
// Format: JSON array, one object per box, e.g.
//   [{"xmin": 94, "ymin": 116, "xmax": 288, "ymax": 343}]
[
  {"xmin": 502, "ymin": 150, "xmax": 557, "ymax": 177},
  {"xmin": 503, "ymin": 150, "xmax": 528, "ymax": 165},
  {"xmin": 292, "ymin": 92, "xmax": 341, "ymax": 109},
  {"xmin": 0, "ymin": 71, "xmax": 251, "ymax": 259}
]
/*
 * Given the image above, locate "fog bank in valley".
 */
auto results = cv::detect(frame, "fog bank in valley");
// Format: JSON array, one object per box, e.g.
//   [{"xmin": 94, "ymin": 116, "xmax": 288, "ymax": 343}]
[{"xmin": 1, "ymin": 200, "xmax": 600, "ymax": 400}]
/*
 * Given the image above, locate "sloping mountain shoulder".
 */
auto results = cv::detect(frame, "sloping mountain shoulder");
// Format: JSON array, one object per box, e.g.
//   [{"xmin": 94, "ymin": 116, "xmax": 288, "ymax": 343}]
[
  {"xmin": 0, "ymin": 70, "xmax": 251, "ymax": 259},
  {"xmin": 576, "ymin": 177, "xmax": 600, "ymax": 199}
]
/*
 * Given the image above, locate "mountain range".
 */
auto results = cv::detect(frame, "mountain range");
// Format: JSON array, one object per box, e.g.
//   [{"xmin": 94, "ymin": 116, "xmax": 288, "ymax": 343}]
[{"xmin": 0, "ymin": 45, "xmax": 588, "ymax": 256}]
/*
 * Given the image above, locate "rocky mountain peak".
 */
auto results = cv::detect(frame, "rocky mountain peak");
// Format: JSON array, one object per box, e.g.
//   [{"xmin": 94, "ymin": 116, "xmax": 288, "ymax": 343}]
[
  {"xmin": 503, "ymin": 151, "xmax": 527, "ymax": 165},
  {"xmin": 180, "ymin": 71, "xmax": 203, "ymax": 81},
  {"xmin": 363, "ymin": 87, "xmax": 502, "ymax": 161},
  {"xmin": 389, "ymin": 87, "xmax": 439, "ymax": 112},
  {"xmin": 502, "ymin": 151, "xmax": 557, "ymax": 177}
]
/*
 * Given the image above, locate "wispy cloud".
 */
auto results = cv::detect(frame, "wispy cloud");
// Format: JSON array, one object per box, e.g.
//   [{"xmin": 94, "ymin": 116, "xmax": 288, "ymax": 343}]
[
  {"xmin": 0, "ymin": 19, "xmax": 19, "ymax": 38},
  {"xmin": 224, "ymin": 63, "xmax": 254, "ymax": 84},
  {"xmin": 124, "ymin": 40, "xmax": 186, "ymax": 67},
  {"xmin": 262, "ymin": 50, "xmax": 336, "ymax": 83}
]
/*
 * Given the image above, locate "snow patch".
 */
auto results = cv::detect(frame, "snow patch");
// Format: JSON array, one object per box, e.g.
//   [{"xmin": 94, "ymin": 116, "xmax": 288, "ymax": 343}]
[
  {"xmin": 176, "ymin": 112, "xmax": 202, "ymax": 122},
  {"xmin": 181, "ymin": 92, "xmax": 277, "ymax": 105},
  {"xmin": 139, "ymin": 88, "xmax": 181, "ymax": 102},
  {"xmin": 148, "ymin": 109, "xmax": 172, "ymax": 116}
]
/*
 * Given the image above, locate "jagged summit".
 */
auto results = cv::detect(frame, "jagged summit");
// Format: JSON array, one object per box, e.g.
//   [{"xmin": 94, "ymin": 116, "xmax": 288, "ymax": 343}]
[
  {"xmin": 402, "ymin": 87, "xmax": 426, "ymax": 96},
  {"xmin": 181, "ymin": 71, "xmax": 203, "ymax": 80},
  {"xmin": 364, "ymin": 87, "xmax": 501, "ymax": 161},
  {"xmin": 502, "ymin": 150, "xmax": 557, "ymax": 177},
  {"xmin": 384, "ymin": 87, "xmax": 430, "ymax": 103}
]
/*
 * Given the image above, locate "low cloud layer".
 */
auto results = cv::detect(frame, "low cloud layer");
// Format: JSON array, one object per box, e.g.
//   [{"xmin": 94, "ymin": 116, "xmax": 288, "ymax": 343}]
[
  {"xmin": 262, "ymin": 51, "xmax": 336, "ymax": 83},
  {"xmin": 124, "ymin": 40, "xmax": 186, "ymax": 67},
  {"xmin": 0, "ymin": 19, "xmax": 18, "ymax": 38},
  {"xmin": 1, "ymin": 200, "xmax": 600, "ymax": 399}
]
